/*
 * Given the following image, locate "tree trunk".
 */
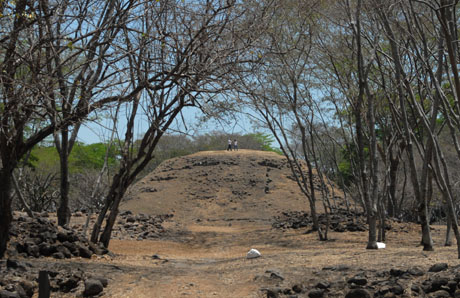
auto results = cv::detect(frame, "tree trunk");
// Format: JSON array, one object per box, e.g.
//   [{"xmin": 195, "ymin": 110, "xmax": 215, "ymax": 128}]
[
  {"xmin": 310, "ymin": 199, "xmax": 319, "ymax": 232},
  {"xmin": 378, "ymin": 198, "xmax": 385, "ymax": 242},
  {"xmin": 0, "ymin": 167, "xmax": 14, "ymax": 258},
  {"xmin": 445, "ymin": 210, "xmax": 453, "ymax": 246},
  {"xmin": 99, "ymin": 191, "xmax": 125, "ymax": 248},
  {"xmin": 57, "ymin": 129, "xmax": 71, "ymax": 226},
  {"xmin": 91, "ymin": 171, "xmax": 123, "ymax": 244},
  {"xmin": 90, "ymin": 182, "xmax": 117, "ymax": 243},
  {"xmin": 419, "ymin": 202, "xmax": 434, "ymax": 251},
  {"xmin": 387, "ymin": 154, "xmax": 399, "ymax": 218},
  {"xmin": 12, "ymin": 173, "xmax": 34, "ymax": 218},
  {"xmin": 367, "ymin": 207, "xmax": 378, "ymax": 249}
]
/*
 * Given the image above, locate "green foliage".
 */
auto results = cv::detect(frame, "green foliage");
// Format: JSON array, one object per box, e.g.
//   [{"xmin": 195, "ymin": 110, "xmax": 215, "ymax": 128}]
[
  {"xmin": 70, "ymin": 143, "xmax": 118, "ymax": 171},
  {"xmin": 30, "ymin": 142, "xmax": 119, "ymax": 173},
  {"xmin": 336, "ymin": 142, "xmax": 369, "ymax": 187},
  {"xmin": 337, "ymin": 159, "xmax": 353, "ymax": 187},
  {"xmin": 20, "ymin": 152, "xmax": 39, "ymax": 170},
  {"xmin": 30, "ymin": 146, "xmax": 60, "ymax": 172},
  {"xmin": 248, "ymin": 133, "xmax": 283, "ymax": 155}
]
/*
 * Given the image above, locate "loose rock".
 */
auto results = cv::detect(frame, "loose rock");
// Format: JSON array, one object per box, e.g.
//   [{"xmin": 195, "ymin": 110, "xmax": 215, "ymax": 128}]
[
  {"xmin": 429, "ymin": 263, "xmax": 448, "ymax": 273},
  {"xmin": 345, "ymin": 289, "xmax": 371, "ymax": 298},
  {"xmin": 247, "ymin": 248, "xmax": 261, "ymax": 259},
  {"xmin": 83, "ymin": 279, "xmax": 104, "ymax": 296}
]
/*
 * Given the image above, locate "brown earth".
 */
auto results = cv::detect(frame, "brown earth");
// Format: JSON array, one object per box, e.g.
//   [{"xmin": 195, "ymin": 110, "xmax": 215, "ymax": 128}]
[
  {"xmin": 121, "ymin": 149, "xmax": 344, "ymax": 224},
  {"xmin": 9, "ymin": 150, "xmax": 460, "ymax": 297}
]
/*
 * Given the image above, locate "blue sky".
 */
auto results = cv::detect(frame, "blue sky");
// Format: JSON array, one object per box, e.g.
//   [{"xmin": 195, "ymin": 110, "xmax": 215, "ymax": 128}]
[{"xmin": 76, "ymin": 106, "xmax": 257, "ymax": 144}]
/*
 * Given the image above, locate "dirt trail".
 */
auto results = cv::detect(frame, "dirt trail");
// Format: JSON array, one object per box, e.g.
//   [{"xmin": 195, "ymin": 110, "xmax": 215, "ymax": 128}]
[{"xmin": 93, "ymin": 220, "xmax": 458, "ymax": 298}]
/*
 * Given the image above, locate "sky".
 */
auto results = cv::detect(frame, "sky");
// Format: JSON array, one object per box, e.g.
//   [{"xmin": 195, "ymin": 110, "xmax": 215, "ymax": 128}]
[{"xmin": 76, "ymin": 106, "xmax": 258, "ymax": 144}]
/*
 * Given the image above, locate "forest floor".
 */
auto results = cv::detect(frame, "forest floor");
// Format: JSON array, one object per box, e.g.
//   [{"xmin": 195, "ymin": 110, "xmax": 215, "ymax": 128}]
[
  {"xmin": 33, "ymin": 216, "xmax": 458, "ymax": 298},
  {"xmin": 11, "ymin": 150, "xmax": 460, "ymax": 297},
  {"xmin": 101, "ymin": 220, "xmax": 458, "ymax": 297}
]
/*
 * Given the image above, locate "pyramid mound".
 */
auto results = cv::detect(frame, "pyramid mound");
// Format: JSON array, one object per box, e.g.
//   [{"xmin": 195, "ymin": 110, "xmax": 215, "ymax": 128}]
[{"xmin": 122, "ymin": 150, "xmax": 343, "ymax": 225}]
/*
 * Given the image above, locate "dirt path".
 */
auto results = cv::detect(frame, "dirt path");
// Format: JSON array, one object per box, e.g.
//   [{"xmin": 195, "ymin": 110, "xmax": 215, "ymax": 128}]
[
  {"xmin": 20, "ymin": 217, "xmax": 460, "ymax": 298},
  {"xmin": 77, "ymin": 220, "xmax": 459, "ymax": 298}
]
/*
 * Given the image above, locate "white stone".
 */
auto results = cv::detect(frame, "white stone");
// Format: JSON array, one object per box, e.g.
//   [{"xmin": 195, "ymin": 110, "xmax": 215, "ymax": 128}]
[
  {"xmin": 246, "ymin": 248, "xmax": 261, "ymax": 259},
  {"xmin": 376, "ymin": 242, "xmax": 386, "ymax": 249}
]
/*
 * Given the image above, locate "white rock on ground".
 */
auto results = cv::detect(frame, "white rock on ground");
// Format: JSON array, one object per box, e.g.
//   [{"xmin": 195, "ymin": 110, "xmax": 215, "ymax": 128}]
[
  {"xmin": 247, "ymin": 248, "xmax": 261, "ymax": 259},
  {"xmin": 376, "ymin": 242, "xmax": 386, "ymax": 249}
]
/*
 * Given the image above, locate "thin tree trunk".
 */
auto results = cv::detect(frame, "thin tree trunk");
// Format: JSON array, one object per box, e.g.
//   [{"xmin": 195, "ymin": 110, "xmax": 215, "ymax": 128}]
[
  {"xmin": 379, "ymin": 197, "xmax": 386, "ymax": 242},
  {"xmin": 379, "ymin": 5, "xmax": 434, "ymax": 250},
  {"xmin": 0, "ymin": 167, "xmax": 14, "ymax": 258},
  {"xmin": 367, "ymin": 212, "xmax": 378, "ymax": 249},
  {"xmin": 11, "ymin": 173, "xmax": 34, "ymax": 218},
  {"xmin": 90, "ymin": 175, "xmax": 119, "ymax": 243},
  {"xmin": 445, "ymin": 210, "xmax": 453, "ymax": 246},
  {"xmin": 397, "ymin": 163, "xmax": 408, "ymax": 217},
  {"xmin": 99, "ymin": 190, "xmax": 126, "ymax": 247},
  {"xmin": 419, "ymin": 202, "xmax": 433, "ymax": 251},
  {"xmin": 57, "ymin": 128, "xmax": 71, "ymax": 226},
  {"xmin": 387, "ymin": 154, "xmax": 399, "ymax": 218}
]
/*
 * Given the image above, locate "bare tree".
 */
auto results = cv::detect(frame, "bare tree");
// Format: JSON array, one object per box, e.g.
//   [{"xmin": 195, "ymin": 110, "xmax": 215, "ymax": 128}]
[
  {"xmin": 236, "ymin": 0, "xmax": 334, "ymax": 240},
  {"xmin": 90, "ymin": 0, "xmax": 273, "ymax": 247},
  {"xmin": 0, "ymin": 0, "xmax": 145, "ymax": 258}
]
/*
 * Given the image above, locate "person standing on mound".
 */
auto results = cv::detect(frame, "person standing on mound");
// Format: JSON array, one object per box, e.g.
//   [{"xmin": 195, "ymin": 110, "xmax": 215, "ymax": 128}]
[
  {"xmin": 227, "ymin": 139, "xmax": 232, "ymax": 151},
  {"xmin": 233, "ymin": 139, "xmax": 238, "ymax": 151}
]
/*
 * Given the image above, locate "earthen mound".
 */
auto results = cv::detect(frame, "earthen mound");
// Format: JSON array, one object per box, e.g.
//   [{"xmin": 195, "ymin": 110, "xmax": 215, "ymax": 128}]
[{"xmin": 122, "ymin": 150, "xmax": 345, "ymax": 226}]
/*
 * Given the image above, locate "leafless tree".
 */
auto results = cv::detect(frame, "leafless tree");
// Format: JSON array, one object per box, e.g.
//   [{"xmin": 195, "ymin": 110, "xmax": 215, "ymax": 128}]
[
  {"xmin": 90, "ymin": 0, "xmax": 274, "ymax": 247},
  {"xmin": 0, "ymin": 0, "xmax": 146, "ymax": 258},
  {"xmin": 236, "ymin": 0, "xmax": 334, "ymax": 240}
]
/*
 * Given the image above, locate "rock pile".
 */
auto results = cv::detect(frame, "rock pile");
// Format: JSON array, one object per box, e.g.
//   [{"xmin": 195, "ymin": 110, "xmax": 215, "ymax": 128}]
[
  {"xmin": 111, "ymin": 211, "xmax": 173, "ymax": 240},
  {"xmin": 272, "ymin": 210, "xmax": 371, "ymax": 232},
  {"xmin": 7, "ymin": 214, "xmax": 108, "ymax": 259},
  {"xmin": 260, "ymin": 263, "xmax": 460, "ymax": 297},
  {"xmin": 0, "ymin": 259, "xmax": 109, "ymax": 297}
]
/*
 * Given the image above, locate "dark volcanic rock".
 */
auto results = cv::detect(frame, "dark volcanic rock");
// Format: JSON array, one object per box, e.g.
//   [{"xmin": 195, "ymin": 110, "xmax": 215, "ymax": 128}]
[
  {"xmin": 347, "ymin": 275, "xmax": 367, "ymax": 286},
  {"xmin": 91, "ymin": 276, "xmax": 108, "ymax": 288},
  {"xmin": 18, "ymin": 280, "xmax": 34, "ymax": 298},
  {"xmin": 38, "ymin": 243, "xmax": 55, "ymax": 256},
  {"xmin": 52, "ymin": 252, "xmax": 65, "ymax": 259},
  {"xmin": 391, "ymin": 284, "xmax": 404, "ymax": 295},
  {"xmin": 408, "ymin": 267, "xmax": 425, "ymax": 276},
  {"xmin": 308, "ymin": 289, "xmax": 324, "ymax": 298},
  {"xmin": 0, "ymin": 290, "xmax": 19, "ymax": 298},
  {"xmin": 59, "ymin": 276, "xmax": 80, "ymax": 293},
  {"xmin": 265, "ymin": 288, "xmax": 281, "ymax": 298},
  {"xmin": 315, "ymin": 281, "xmax": 330, "ymax": 289},
  {"xmin": 8, "ymin": 214, "xmax": 108, "ymax": 259},
  {"xmin": 430, "ymin": 278, "xmax": 449, "ymax": 292},
  {"xmin": 6, "ymin": 259, "xmax": 19, "ymax": 269},
  {"xmin": 55, "ymin": 245, "xmax": 72, "ymax": 258},
  {"xmin": 345, "ymin": 289, "xmax": 371, "ymax": 298},
  {"xmin": 83, "ymin": 279, "xmax": 104, "ymax": 296},
  {"xmin": 77, "ymin": 243, "xmax": 93, "ymax": 258},
  {"xmin": 14, "ymin": 284, "xmax": 28, "ymax": 298},
  {"xmin": 273, "ymin": 209, "xmax": 368, "ymax": 232},
  {"xmin": 111, "ymin": 212, "xmax": 172, "ymax": 240},
  {"xmin": 292, "ymin": 284, "xmax": 303, "ymax": 293},
  {"xmin": 267, "ymin": 270, "xmax": 284, "ymax": 281},
  {"xmin": 258, "ymin": 159, "xmax": 282, "ymax": 169},
  {"xmin": 429, "ymin": 290, "xmax": 451, "ymax": 297},
  {"xmin": 389, "ymin": 268, "xmax": 405, "ymax": 277},
  {"xmin": 429, "ymin": 263, "xmax": 448, "ymax": 273}
]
